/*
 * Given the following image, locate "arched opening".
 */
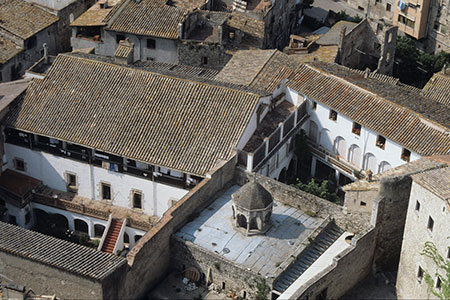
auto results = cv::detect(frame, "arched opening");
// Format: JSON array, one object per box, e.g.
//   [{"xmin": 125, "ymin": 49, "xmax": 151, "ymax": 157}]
[
  {"xmin": 134, "ymin": 235, "xmax": 142, "ymax": 243},
  {"xmin": 51, "ymin": 213, "xmax": 69, "ymax": 231},
  {"xmin": 363, "ymin": 153, "xmax": 377, "ymax": 173},
  {"xmin": 232, "ymin": 206, "xmax": 235, "ymax": 219},
  {"xmin": 379, "ymin": 161, "xmax": 392, "ymax": 173},
  {"xmin": 249, "ymin": 217, "xmax": 258, "ymax": 230},
  {"xmin": 237, "ymin": 214, "xmax": 247, "ymax": 228},
  {"xmin": 124, "ymin": 232, "xmax": 130, "ymax": 244},
  {"xmin": 308, "ymin": 120, "xmax": 318, "ymax": 143},
  {"xmin": 333, "ymin": 136, "xmax": 347, "ymax": 157},
  {"xmin": 278, "ymin": 168, "xmax": 287, "ymax": 183},
  {"xmin": 33, "ymin": 208, "xmax": 48, "ymax": 227},
  {"xmin": 74, "ymin": 219, "xmax": 88, "ymax": 233},
  {"xmin": 348, "ymin": 144, "xmax": 361, "ymax": 167},
  {"xmin": 319, "ymin": 129, "xmax": 332, "ymax": 151},
  {"xmin": 94, "ymin": 224, "xmax": 105, "ymax": 238},
  {"xmin": 265, "ymin": 210, "xmax": 272, "ymax": 223}
]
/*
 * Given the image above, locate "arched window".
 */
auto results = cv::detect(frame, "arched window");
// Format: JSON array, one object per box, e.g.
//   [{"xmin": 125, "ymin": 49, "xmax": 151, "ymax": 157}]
[
  {"xmin": 319, "ymin": 129, "xmax": 333, "ymax": 151},
  {"xmin": 348, "ymin": 144, "xmax": 361, "ymax": 167},
  {"xmin": 363, "ymin": 153, "xmax": 377, "ymax": 173},
  {"xmin": 124, "ymin": 232, "xmax": 130, "ymax": 244},
  {"xmin": 333, "ymin": 136, "xmax": 347, "ymax": 157},
  {"xmin": 249, "ymin": 217, "xmax": 258, "ymax": 230},
  {"xmin": 379, "ymin": 161, "xmax": 392, "ymax": 174},
  {"xmin": 52, "ymin": 214, "xmax": 69, "ymax": 231},
  {"xmin": 237, "ymin": 214, "xmax": 247, "ymax": 228},
  {"xmin": 74, "ymin": 219, "xmax": 89, "ymax": 233},
  {"xmin": 309, "ymin": 120, "xmax": 318, "ymax": 143},
  {"xmin": 94, "ymin": 224, "xmax": 105, "ymax": 238}
]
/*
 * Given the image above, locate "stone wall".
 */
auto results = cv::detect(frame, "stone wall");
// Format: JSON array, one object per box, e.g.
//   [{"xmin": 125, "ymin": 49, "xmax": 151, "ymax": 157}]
[
  {"xmin": 235, "ymin": 169, "xmax": 371, "ymax": 233},
  {"xmin": 118, "ymin": 156, "xmax": 237, "ymax": 298},
  {"xmin": 371, "ymin": 175, "xmax": 412, "ymax": 271},
  {"xmin": 290, "ymin": 226, "xmax": 377, "ymax": 299},
  {"xmin": 171, "ymin": 236, "xmax": 263, "ymax": 298},
  {"xmin": 0, "ymin": 251, "xmax": 103, "ymax": 299},
  {"xmin": 178, "ymin": 41, "xmax": 231, "ymax": 69}
]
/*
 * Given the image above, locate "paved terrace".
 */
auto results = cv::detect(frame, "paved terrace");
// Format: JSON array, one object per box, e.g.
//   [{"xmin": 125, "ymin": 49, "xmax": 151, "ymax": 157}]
[{"xmin": 176, "ymin": 185, "xmax": 324, "ymax": 278}]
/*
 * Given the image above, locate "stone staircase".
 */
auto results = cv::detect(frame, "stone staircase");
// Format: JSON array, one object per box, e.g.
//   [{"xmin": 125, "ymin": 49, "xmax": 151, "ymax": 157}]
[
  {"xmin": 101, "ymin": 218, "xmax": 123, "ymax": 254},
  {"xmin": 273, "ymin": 223, "xmax": 345, "ymax": 294}
]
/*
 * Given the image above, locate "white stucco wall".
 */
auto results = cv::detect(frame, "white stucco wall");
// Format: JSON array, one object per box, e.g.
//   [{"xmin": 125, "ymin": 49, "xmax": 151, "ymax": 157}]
[
  {"xmin": 295, "ymin": 91, "xmax": 421, "ymax": 174},
  {"xmin": 4, "ymin": 143, "xmax": 188, "ymax": 217},
  {"xmin": 396, "ymin": 182, "xmax": 449, "ymax": 299}
]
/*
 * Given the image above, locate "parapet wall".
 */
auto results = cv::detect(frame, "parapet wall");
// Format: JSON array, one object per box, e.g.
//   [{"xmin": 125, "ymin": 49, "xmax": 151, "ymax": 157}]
[{"xmin": 119, "ymin": 155, "xmax": 237, "ymax": 298}]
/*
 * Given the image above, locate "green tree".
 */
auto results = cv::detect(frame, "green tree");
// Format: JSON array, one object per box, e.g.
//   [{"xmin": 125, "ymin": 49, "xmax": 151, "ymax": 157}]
[
  {"xmin": 292, "ymin": 178, "xmax": 339, "ymax": 203},
  {"xmin": 334, "ymin": 10, "xmax": 362, "ymax": 23},
  {"xmin": 420, "ymin": 241, "xmax": 450, "ymax": 299}
]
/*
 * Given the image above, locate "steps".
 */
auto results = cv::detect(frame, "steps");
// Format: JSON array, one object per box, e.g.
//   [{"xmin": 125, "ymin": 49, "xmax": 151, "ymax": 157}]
[
  {"xmin": 273, "ymin": 223, "xmax": 345, "ymax": 294},
  {"xmin": 101, "ymin": 219, "xmax": 123, "ymax": 254}
]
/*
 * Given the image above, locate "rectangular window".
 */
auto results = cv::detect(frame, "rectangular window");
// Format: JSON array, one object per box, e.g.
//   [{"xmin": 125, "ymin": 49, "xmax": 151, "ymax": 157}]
[
  {"xmin": 25, "ymin": 212, "xmax": 31, "ymax": 224},
  {"xmin": 67, "ymin": 173, "xmax": 77, "ymax": 187},
  {"xmin": 101, "ymin": 183, "xmax": 111, "ymax": 200},
  {"xmin": 352, "ymin": 122, "xmax": 361, "ymax": 136},
  {"xmin": 427, "ymin": 216, "xmax": 434, "ymax": 231},
  {"xmin": 401, "ymin": 148, "xmax": 411, "ymax": 162},
  {"xmin": 329, "ymin": 109, "xmax": 338, "ymax": 121},
  {"xmin": 116, "ymin": 34, "xmax": 125, "ymax": 44},
  {"xmin": 376, "ymin": 135, "xmax": 386, "ymax": 150},
  {"xmin": 9, "ymin": 215, "xmax": 17, "ymax": 225},
  {"xmin": 415, "ymin": 200, "xmax": 420, "ymax": 211},
  {"xmin": 386, "ymin": 3, "xmax": 391, "ymax": 10},
  {"xmin": 436, "ymin": 277, "xmax": 442, "ymax": 289},
  {"xmin": 13, "ymin": 158, "xmax": 25, "ymax": 171},
  {"xmin": 360, "ymin": 201, "xmax": 367, "ymax": 206},
  {"xmin": 132, "ymin": 191, "xmax": 142, "ymax": 209},
  {"xmin": 406, "ymin": 18, "xmax": 415, "ymax": 28},
  {"xmin": 202, "ymin": 56, "xmax": 208, "ymax": 65},
  {"xmin": 447, "ymin": 248, "xmax": 450, "ymax": 260},
  {"xmin": 147, "ymin": 38, "xmax": 156, "ymax": 49},
  {"xmin": 27, "ymin": 36, "xmax": 37, "ymax": 49},
  {"xmin": 311, "ymin": 101, "xmax": 317, "ymax": 110},
  {"xmin": 417, "ymin": 266, "xmax": 423, "ymax": 280}
]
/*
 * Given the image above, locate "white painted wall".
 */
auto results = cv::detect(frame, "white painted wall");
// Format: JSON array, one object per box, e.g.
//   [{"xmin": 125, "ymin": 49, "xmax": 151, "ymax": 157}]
[
  {"xmin": 299, "ymin": 94, "xmax": 421, "ymax": 174},
  {"xmin": 396, "ymin": 182, "xmax": 449, "ymax": 299},
  {"xmin": 4, "ymin": 143, "xmax": 188, "ymax": 217}
]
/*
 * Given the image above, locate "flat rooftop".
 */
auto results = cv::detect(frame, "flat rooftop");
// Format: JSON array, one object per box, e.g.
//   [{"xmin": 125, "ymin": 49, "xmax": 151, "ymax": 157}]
[{"xmin": 175, "ymin": 185, "xmax": 324, "ymax": 277}]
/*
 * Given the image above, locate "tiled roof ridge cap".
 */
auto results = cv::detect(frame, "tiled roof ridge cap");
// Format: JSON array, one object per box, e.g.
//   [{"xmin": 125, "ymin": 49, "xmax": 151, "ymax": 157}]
[
  {"xmin": 304, "ymin": 63, "xmax": 450, "ymax": 132},
  {"xmin": 59, "ymin": 53, "xmax": 262, "ymax": 97}
]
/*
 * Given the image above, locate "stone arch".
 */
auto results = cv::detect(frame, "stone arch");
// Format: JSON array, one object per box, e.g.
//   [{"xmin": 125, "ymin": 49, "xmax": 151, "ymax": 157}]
[
  {"xmin": 379, "ymin": 161, "xmax": 392, "ymax": 173},
  {"xmin": 124, "ymin": 232, "xmax": 130, "ymax": 244},
  {"xmin": 94, "ymin": 224, "xmax": 105, "ymax": 238},
  {"xmin": 33, "ymin": 208, "xmax": 48, "ymax": 227},
  {"xmin": 51, "ymin": 213, "xmax": 69, "ymax": 231},
  {"xmin": 308, "ymin": 120, "xmax": 318, "ymax": 143},
  {"xmin": 319, "ymin": 128, "xmax": 333, "ymax": 151},
  {"xmin": 249, "ymin": 217, "xmax": 258, "ymax": 230},
  {"xmin": 74, "ymin": 219, "xmax": 88, "ymax": 233},
  {"xmin": 237, "ymin": 214, "xmax": 247, "ymax": 228},
  {"xmin": 363, "ymin": 153, "xmax": 377, "ymax": 173},
  {"xmin": 333, "ymin": 136, "xmax": 347, "ymax": 157},
  {"xmin": 348, "ymin": 144, "xmax": 361, "ymax": 167}
]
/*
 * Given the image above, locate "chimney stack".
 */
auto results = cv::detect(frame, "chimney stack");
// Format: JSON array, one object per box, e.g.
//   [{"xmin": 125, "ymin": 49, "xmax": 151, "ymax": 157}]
[{"xmin": 114, "ymin": 38, "xmax": 134, "ymax": 65}]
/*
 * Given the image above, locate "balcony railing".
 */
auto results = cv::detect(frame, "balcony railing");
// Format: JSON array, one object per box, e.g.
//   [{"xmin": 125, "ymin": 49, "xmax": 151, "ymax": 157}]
[{"xmin": 238, "ymin": 101, "xmax": 308, "ymax": 172}]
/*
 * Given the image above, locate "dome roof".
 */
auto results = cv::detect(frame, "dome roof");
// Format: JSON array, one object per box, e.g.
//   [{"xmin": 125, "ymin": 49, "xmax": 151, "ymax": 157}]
[{"xmin": 233, "ymin": 182, "xmax": 273, "ymax": 210}]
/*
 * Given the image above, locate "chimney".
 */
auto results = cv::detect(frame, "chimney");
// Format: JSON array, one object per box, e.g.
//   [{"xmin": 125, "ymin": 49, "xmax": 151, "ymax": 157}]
[{"xmin": 114, "ymin": 38, "xmax": 134, "ymax": 65}]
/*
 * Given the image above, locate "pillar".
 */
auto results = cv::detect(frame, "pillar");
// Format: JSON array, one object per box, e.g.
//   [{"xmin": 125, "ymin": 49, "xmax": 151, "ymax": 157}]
[
  {"xmin": 247, "ymin": 153, "xmax": 254, "ymax": 172},
  {"xmin": 311, "ymin": 156, "xmax": 317, "ymax": 178}
]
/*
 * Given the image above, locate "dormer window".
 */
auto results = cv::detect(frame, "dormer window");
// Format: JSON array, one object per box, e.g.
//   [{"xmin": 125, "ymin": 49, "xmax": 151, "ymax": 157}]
[
  {"xmin": 401, "ymin": 148, "xmax": 411, "ymax": 162},
  {"xmin": 329, "ymin": 109, "xmax": 337, "ymax": 121},
  {"xmin": 376, "ymin": 135, "xmax": 386, "ymax": 150},
  {"xmin": 352, "ymin": 122, "xmax": 361, "ymax": 136}
]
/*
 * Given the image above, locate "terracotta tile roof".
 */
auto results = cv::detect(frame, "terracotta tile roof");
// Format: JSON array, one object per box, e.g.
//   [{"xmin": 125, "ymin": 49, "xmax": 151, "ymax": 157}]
[
  {"xmin": 225, "ymin": 12, "xmax": 265, "ymax": 40},
  {"xmin": 215, "ymin": 50, "xmax": 298, "ymax": 93},
  {"xmin": 0, "ymin": 221, "xmax": 126, "ymax": 280},
  {"xmin": 307, "ymin": 61, "xmax": 450, "ymax": 128},
  {"xmin": 411, "ymin": 162, "xmax": 450, "ymax": 202},
  {"xmin": 0, "ymin": 37, "xmax": 22, "ymax": 64},
  {"xmin": 293, "ymin": 45, "xmax": 339, "ymax": 64},
  {"xmin": 286, "ymin": 63, "xmax": 450, "ymax": 157},
  {"xmin": 0, "ymin": 169, "xmax": 41, "ymax": 198},
  {"xmin": 4, "ymin": 54, "xmax": 260, "ymax": 176},
  {"xmin": 0, "ymin": 0, "xmax": 58, "ymax": 39},
  {"xmin": 107, "ymin": 0, "xmax": 186, "ymax": 39},
  {"xmin": 114, "ymin": 41, "xmax": 133, "ymax": 58},
  {"xmin": 70, "ymin": 0, "xmax": 124, "ymax": 26},
  {"xmin": 423, "ymin": 72, "xmax": 450, "ymax": 107}
]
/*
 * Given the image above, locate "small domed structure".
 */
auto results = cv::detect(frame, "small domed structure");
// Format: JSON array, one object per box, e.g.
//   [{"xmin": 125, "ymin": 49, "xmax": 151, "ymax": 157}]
[{"xmin": 232, "ymin": 181, "xmax": 273, "ymax": 236}]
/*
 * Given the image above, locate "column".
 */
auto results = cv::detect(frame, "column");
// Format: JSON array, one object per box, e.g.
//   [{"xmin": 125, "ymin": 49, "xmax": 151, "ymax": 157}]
[
  {"xmin": 247, "ymin": 153, "xmax": 254, "ymax": 172},
  {"xmin": 311, "ymin": 156, "xmax": 317, "ymax": 178}
]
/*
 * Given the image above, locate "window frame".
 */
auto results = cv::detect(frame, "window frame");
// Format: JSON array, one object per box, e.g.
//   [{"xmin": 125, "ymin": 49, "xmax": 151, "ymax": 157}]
[
  {"xmin": 132, "ymin": 190, "xmax": 143, "ymax": 209},
  {"xmin": 427, "ymin": 216, "xmax": 434, "ymax": 232},
  {"xmin": 329, "ymin": 109, "xmax": 338, "ymax": 121},
  {"xmin": 376, "ymin": 135, "xmax": 386, "ymax": 150},
  {"xmin": 352, "ymin": 122, "xmax": 361, "ymax": 136},
  {"xmin": 147, "ymin": 38, "xmax": 156, "ymax": 49},
  {"xmin": 13, "ymin": 157, "xmax": 25, "ymax": 172},
  {"xmin": 101, "ymin": 182, "xmax": 112, "ymax": 200}
]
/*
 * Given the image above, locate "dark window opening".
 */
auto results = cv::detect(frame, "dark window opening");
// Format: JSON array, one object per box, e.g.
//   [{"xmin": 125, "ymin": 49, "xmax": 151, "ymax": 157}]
[
  {"xmin": 415, "ymin": 201, "xmax": 420, "ymax": 211},
  {"xmin": 311, "ymin": 101, "xmax": 317, "ymax": 110},
  {"xmin": 14, "ymin": 158, "xmax": 25, "ymax": 171},
  {"xmin": 135, "ymin": 235, "xmax": 142, "ymax": 243},
  {"xmin": 147, "ymin": 38, "xmax": 156, "ymax": 49},
  {"xmin": 76, "ymin": 26, "xmax": 102, "ymax": 40},
  {"xmin": 386, "ymin": 3, "xmax": 391, "ymax": 10},
  {"xmin": 94, "ymin": 224, "xmax": 105, "ymax": 237},
  {"xmin": 9, "ymin": 215, "xmax": 17, "ymax": 225},
  {"xmin": 358, "ymin": 6, "xmax": 364, "ymax": 10},
  {"xmin": 102, "ymin": 183, "xmax": 111, "ymax": 200},
  {"xmin": 329, "ymin": 109, "xmax": 337, "ymax": 121},
  {"xmin": 427, "ymin": 216, "xmax": 434, "ymax": 231},
  {"xmin": 0, "ymin": 198, "xmax": 4, "ymax": 206},
  {"xmin": 67, "ymin": 173, "xmax": 77, "ymax": 187},
  {"xmin": 376, "ymin": 135, "xmax": 386, "ymax": 150},
  {"xmin": 25, "ymin": 212, "xmax": 31, "ymax": 224},
  {"xmin": 436, "ymin": 277, "xmax": 442, "ymax": 289},
  {"xmin": 202, "ymin": 56, "xmax": 208, "ymax": 65},
  {"xmin": 116, "ymin": 34, "xmax": 126, "ymax": 44},
  {"xmin": 401, "ymin": 148, "xmax": 411, "ymax": 162},
  {"xmin": 417, "ymin": 266, "xmax": 423, "ymax": 279},
  {"xmin": 360, "ymin": 201, "xmax": 366, "ymax": 206},
  {"xmin": 352, "ymin": 122, "xmax": 361, "ymax": 136},
  {"xmin": 27, "ymin": 36, "xmax": 37, "ymax": 49},
  {"xmin": 133, "ymin": 191, "xmax": 142, "ymax": 209},
  {"xmin": 74, "ymin": 219, "xmax": 88, "ymax": 233},
  {"xmin": 222, "ymin": 282, "xmax": 226, "ymax": 290}
]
